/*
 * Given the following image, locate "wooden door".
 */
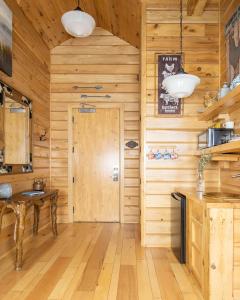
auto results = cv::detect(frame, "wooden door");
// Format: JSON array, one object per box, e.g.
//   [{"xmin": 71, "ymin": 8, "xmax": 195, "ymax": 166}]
[{"xmin": 72, "ymin": 108, "xmax": 120, "ymax": 222}]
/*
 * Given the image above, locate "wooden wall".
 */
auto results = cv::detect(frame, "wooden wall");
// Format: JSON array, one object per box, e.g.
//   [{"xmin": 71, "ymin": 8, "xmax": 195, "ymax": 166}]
[
  {"xmin": 50, "ymin": 28, "xmax": 140, "ymax": 224},
  {"xmin": 141, "ymin": 0, "xmax": 220, "ymax": 247},
  {"xmin": 220, "ymin": 0, "xmax": 240, "ymax": 193},
  {"xmin": 0, "ymin": 0, "xmax": 50, "ymax": 259}
]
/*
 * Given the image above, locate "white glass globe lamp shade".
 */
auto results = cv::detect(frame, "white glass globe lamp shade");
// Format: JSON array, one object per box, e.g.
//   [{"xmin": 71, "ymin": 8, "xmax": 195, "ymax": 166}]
[
  {"xmin": 61, "ymin": 9, "xmax": 96, "ymax": 38},
  {"xmin": 162, "ymin": 71, "xmax": 201, "ymax": 98}
]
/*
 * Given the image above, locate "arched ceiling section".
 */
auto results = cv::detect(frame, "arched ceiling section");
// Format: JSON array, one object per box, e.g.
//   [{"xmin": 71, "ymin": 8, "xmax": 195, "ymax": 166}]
[{"xmin": 15, "ymin": 0, "xmax": 141, "ymax": 49}]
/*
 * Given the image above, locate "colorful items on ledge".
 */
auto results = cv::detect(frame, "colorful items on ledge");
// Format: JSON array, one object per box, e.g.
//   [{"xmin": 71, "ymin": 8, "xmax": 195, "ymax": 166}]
[{"xmin": 147, "ymin": 147, "xmax": 179, "ymax": 160}]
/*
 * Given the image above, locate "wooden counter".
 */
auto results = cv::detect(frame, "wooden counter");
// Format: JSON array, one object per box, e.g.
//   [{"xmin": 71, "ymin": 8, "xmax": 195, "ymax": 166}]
[
  {"xmin": 177, "ymin": 188, "xmax": 240, "ymax": 208},
  {"xmin": 176, "ymin": 188, "xmax": 240, "ymax": 300}
]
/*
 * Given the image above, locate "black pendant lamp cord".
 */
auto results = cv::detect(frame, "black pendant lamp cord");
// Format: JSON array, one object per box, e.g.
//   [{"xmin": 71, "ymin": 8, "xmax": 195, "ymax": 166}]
[
  {"xmin": 180, "ymin": 0, "xmax": 183, "ymax": 57},
  {"xmin": 179, "ymin": 0, "xmax": 186, "ymax": 74},
  {"xmin": 75, "ymin": 0, "xmax": 82, "ymax": 11}
]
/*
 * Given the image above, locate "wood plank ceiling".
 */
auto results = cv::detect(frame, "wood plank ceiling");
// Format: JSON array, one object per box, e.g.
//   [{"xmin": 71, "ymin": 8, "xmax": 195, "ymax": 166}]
[{"xmin": 15, "ymin": 0, "xmax": 141, "ymax": 49}]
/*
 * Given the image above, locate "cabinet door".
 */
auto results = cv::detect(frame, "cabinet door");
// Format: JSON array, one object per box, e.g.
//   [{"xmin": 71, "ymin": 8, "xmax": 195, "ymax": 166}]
[
  {"xmin": 188, "ymin": 200, "xmax": 204, "ymax": 289},
  {"xmin": 191, "ymin": 218, "xmax": 203, "ymax": 286}
]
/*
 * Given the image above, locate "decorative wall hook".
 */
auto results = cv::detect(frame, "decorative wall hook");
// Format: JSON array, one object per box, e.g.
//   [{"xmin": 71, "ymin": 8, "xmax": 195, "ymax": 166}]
[
  {"xmin": 39, "ymin": 129, "xmax": 47, "ymax": 141},
  {"xmin": 73, "ymin": 85, "xmax": 103, "ymax": 90},
  {"xmin": 126, "ymin": 141, "xmax": 139, "ymax": 149},
  {"xmin": 80, "ymin": 94, "xmax": 111, "ymax": 99}
]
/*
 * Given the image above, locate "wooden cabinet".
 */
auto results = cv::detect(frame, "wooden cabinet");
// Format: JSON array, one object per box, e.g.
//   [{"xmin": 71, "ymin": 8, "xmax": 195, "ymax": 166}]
[{"xmin": 185, "ymin": 193, "xmax": 238, "ymax": 300}]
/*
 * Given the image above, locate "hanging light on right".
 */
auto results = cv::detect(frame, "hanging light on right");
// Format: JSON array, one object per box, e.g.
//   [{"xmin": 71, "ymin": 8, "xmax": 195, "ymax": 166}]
[{"xmin": 162, "ymin": 0, "xmax": 200, "ymax": 98}]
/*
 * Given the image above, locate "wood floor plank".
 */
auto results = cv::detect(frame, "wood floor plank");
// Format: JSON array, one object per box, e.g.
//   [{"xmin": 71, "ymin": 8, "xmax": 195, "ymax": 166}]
[
  {"xmin": 137, "ymin": 260, "xmax": 153, "ymax": 300},
  {"xmin": 146, "ymin": 249, "xmax": 162, "ymax": 299},
  {"xmin": 170, "ymin": 263, "xmax": 195, "ymax": 294},
  {"xmin": 0, "ymin": 224, "xmax": 202, "ymax": 300},
  {"xmin": 62, "ymin": 263, "xmax": 87, "ymax": 299},
  {"xmin": 121, "ymin": 238, "xmax": 136, "ymax": 266},
  {"xmin": 93, "ymin": 263, "xmax": 114, "ymax": 300},
  {"xmin": 103, "ymin": 224, "xmax": 120, "ymax": 264},
  {"xmin": 24, "ymin": 257, "xmax": 70, "ymax": 300},
  {"xmin": 71, "ymin": 291, "xmax": 94, "ymax": 300},
  {"xmin": 108, "ymin": 255, "xmax": 121, "ymax": 300},
  {"xmin": 153, "ymin": 258, "xmax": 184, "ymax": 300},
  {"xmin": 134, "ymin": 225, "xmax": 145, "ymax": 260},
  {"xmin": 78, "ymin": 224, "xmax": 113, "ymax": 291},
  {"xmin": 2, "ymin": 290, "xmax": 22, "ymax": 300},
  {"xmin": 117, "ymin": 265, "xmax": 138, "ymax": 300}
]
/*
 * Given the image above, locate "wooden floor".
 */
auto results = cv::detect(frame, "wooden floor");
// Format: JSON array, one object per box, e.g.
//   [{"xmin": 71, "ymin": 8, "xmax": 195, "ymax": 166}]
[{"xmin": 0, "ymin": 223, "xmax": 202, "ymax": 300}]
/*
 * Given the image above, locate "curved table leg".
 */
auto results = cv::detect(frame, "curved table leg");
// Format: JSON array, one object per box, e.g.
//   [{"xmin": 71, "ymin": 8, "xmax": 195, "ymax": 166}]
[
  {"xmin": 15, "ymin": 203, "xmax": 27, "ymax": 271},
  {"xmin": 50, "ymin": 193, "xmax": 58, "ymax": 237},
  {"xmin": 0, "ymin": 204, "xmax": 6, "ymax": 233},
  {"xmin": 33, "ymin": 204, "xmax": 40, "ymax": 235}
]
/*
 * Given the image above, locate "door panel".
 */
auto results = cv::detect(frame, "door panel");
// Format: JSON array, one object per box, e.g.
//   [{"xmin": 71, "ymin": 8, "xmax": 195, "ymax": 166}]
[{"xmin": 73, "ymin": 108, "xmax": 120, "ymax": 222}]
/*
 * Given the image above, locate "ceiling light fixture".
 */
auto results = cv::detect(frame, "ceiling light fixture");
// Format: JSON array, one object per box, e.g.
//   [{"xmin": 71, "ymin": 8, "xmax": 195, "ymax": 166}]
[
  {"xmin": 61, "ymin": 0, "xmax": 96, "ymax": 38},
  {"xmin": 162, "ymin": 0, "xmax": 200, "ymax": 98}
]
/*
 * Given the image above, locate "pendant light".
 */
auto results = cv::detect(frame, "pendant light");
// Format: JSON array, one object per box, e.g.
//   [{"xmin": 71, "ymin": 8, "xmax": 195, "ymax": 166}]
[
  {"xmin": 61, "ymin": 0, "xmax": 96, "ymax": 38},
  {"xmin": 162, "ymin": 0, "xmax": 200, "ymax": 98}
]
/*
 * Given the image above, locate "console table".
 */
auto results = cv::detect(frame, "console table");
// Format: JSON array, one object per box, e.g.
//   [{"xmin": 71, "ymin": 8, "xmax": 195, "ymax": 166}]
[{"xmin": 0, "ymin": 189, "xmax": 58, "ymax": 271}]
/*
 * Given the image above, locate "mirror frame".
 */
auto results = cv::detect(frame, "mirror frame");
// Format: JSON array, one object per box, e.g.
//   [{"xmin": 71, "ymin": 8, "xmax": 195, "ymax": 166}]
[{"xmin": 0, "ymin": 80, "xmax": 33, "ymax": 175}]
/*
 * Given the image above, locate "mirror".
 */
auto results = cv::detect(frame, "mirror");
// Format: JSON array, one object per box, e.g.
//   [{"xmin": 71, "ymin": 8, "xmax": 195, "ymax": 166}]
[{"xmin": 0, "ymin": 80, "xmax": 32, "ymax": 175}]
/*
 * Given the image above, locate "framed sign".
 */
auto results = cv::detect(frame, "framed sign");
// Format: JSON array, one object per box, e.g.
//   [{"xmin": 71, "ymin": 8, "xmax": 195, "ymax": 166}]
[
  {"xmin": 155, "ymin": 53, "xmax": 183, "ymax": 116},
  {"xmin": 225, "ymin": 6, "xmax": 240, "ymax": 83}
]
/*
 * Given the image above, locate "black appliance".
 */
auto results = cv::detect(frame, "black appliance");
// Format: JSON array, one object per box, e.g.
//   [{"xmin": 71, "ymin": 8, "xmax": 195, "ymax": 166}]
[
  {"xmin": 171, "ymin": 192, "xmax": 186, "ymax": 264},
  {"xmin": 198, "ymin": 128, "xmax": 233, "ymax": 150}
]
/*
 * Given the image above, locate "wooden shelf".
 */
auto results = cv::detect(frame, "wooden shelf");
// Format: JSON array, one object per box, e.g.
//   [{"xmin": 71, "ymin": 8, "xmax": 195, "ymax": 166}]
[
  {"xmin": 198, "ymin": 85, "xmax": 240, "ymax": 121},
  {"xmin": 196, "ymin": 141, "xmax": 240, "ymax": 156},
  {"xmin": 211, "ymin": 154, "xmax": 240, "ymax": 162}
]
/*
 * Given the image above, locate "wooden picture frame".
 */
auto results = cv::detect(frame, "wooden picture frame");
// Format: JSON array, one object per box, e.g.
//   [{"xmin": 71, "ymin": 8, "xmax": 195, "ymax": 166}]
[
  {"xmin": 0, "ymin": 80, "xmax": 33, "ymax": 175},
  {"xmin": 155, "ymin": 53, "xmax": 184, "ymax": 117},
  {"xmin": 0, "ymin": 0, "xmax": 12, "ymax": 77},
  {"xmin": 225, "ymin": 5, "xmax": 240, "ymax": 84}
]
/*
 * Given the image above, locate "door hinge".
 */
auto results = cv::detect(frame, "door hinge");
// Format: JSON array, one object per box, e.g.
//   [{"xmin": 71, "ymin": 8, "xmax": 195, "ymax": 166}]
[
  {"xmin": 73, "ymin": 177, "xmax": 75, "ymax": 183},
  {"xmin": 140, "ymin": 178, "xmax": 141, "ymax": 185},
  {"xmin": 73, "ymin": 206, "xmax": 75, "ymax": 214}
]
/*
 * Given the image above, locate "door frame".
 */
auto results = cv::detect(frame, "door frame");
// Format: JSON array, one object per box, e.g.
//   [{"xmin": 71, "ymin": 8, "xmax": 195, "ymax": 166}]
[{"xmin": 68, "ymin": 103, "xmax": 124, "ymax": 223}]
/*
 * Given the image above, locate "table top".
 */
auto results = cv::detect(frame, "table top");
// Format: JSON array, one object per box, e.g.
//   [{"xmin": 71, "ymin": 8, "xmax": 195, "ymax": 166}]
[{"xmin": 0, "ymin": 189, "xmax": 58, "ymax": 205}]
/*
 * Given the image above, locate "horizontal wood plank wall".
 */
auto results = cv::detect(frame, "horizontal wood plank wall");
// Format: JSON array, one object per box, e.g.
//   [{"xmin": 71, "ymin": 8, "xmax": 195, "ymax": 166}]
[
  {"xmin": 0, "ymin": 0, "xmax": 50, "ymax": 258},
  {"xmin": 50, "ymin": 28, "xmax": 140, "ymax": 224},
  {"xmin": 141, "ymin": 0, "xmax": 220, "ymax": 246},
  {"xmin": 220, "ymin": 0, "xmax": 240, "ymax": 193}
]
